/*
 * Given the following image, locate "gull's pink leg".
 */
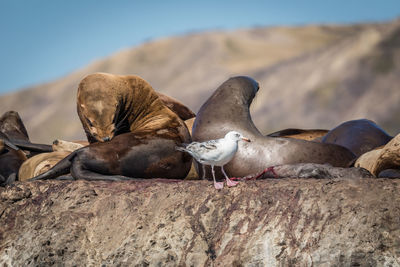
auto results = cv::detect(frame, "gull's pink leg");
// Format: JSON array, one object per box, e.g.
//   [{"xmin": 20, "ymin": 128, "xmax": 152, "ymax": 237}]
[
  {"xmin": 221, "ymin": 166, "xmax": 239, "ymax": 187},
  {"xmin": 212, "ymin": 165, "xmax": 224, "ymax": 189}
]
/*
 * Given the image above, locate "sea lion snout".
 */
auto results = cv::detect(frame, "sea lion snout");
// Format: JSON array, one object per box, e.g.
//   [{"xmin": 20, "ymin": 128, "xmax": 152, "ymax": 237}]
[{"xmin": 103, "ymin": 137, "xmax": 111, "ymax": 142}]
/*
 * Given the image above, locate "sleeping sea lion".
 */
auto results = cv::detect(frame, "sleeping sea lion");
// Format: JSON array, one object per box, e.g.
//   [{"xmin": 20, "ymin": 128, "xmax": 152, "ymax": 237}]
[
  {"xmin": 32, "ymin": 75, "xmax": 192, "ymax": 181},
  {"xmin": 321, "ymin": 119, "xmax": 392, "ymax": 157},
  {"xmin": 355, "ymin": 132, "xmax": 400, "ymax": 176},
  {"xmin": 192, "ymin": 76, "xmax": 356, "ymax": 179},
  {"xmin": 19, "ymin": 151, "xmax": 70, "ymax": 181},
  {"xmin": 0, "ymin": 132, "xmax": 27, "ymax": 186},
  {"xmin": 19, "ymin": 140, "xmax": 89, "ymax": 181},
  {"xmin": 77, "ymin": 72, "xmax": 194, "ymax": 143},
  {"xmin": 0, "ymin": 111, "xmax": 53, "ymax": 186}
]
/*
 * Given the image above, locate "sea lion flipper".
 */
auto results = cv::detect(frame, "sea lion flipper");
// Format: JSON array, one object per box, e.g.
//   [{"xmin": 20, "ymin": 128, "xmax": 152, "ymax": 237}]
[
  {"xmin": 2, "ymin": 138, "xmax": 20, "ymax": 151},
  {"xmin": 55, "ymin": 175, "xmax": 75, "ymax": 180},
  {"xmin": 11, "ymin": 139, "xmax": 53, "ymax": 153}
]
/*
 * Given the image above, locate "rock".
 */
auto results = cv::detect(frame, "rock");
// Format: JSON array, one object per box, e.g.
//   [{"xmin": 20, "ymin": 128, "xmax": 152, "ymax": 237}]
[
  {"xmin": 355, "ymin": 133, "xmax": 400, "ymax": 175},
  {"xmin": 1, "ymin": 178, "xmax": 400, "ymax": 266}
]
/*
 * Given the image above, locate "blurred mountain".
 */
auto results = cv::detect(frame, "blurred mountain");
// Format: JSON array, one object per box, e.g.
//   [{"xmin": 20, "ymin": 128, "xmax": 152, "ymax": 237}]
[{"xmin": 0, "ymin": 19, "xmax": 399, "ymax": 143}]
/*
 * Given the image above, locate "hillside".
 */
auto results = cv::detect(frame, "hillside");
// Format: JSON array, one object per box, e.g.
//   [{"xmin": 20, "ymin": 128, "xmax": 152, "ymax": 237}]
[{"xmin": 0, "ymin": 19, "xmax": 399, "ymax": 143}]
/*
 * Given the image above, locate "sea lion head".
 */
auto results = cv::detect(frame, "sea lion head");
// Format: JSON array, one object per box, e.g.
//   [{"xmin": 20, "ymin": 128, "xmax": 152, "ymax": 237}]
[{"xmin": 78, "ymin": 100, "xmax": 117, "ymax": 142}]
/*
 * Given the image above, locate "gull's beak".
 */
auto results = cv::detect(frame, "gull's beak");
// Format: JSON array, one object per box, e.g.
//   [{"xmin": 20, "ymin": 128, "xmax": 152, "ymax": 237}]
[{"xmin": 242, "ymin": 137, "xmax": 251, "ymax": 142}]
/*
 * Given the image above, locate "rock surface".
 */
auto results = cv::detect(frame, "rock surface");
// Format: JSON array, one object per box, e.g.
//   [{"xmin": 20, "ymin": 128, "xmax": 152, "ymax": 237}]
[{"xmin": 1, "ymin": 178, "xmax": 400, "ymax": 266}]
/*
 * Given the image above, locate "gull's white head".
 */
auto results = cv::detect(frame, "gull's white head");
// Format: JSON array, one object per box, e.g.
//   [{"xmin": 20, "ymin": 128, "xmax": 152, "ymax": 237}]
[{"xmin": 225, "ymin": 131, "xmax": 251, "ymax": 142}]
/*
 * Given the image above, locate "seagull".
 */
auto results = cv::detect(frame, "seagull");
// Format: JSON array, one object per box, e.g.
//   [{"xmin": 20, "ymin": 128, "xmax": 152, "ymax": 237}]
[{"xmin": 176, "ymin": 131, "xmax": 251, "ymax": 189}]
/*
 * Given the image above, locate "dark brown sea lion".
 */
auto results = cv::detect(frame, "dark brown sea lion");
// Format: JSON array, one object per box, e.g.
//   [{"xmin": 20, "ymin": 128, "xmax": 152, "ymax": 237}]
[
  {"xmin": 0, "ymin": 111, "xmax": 52, "ymax": 153},
  {"xmin": 32, "ymin": 76, "xmax": 192, "ymax": 181},
  {"xmin": 77, "ymin": 73, "xmax": 194, "ymax": 143},
  {"xmin": 0, "ymin": 132, "xmax": 27, "ymax": 186},
  {"xmin": 267, "ymin": 128, "xmax": 328, "ymax": 141},
  {"xmin": 322, "ymin": 119, "xmax": 392, "ymax": 157},
  {"xmin": 192, "ymin": 76, "xmax": 356, "ymax": 179},
  {"xmin": 0, "ymin": 111, "xmax": 53, "ymax": 186},
  {"xmin": 31, "ymin": 131, "xmax": 191, "ymax": 181}
]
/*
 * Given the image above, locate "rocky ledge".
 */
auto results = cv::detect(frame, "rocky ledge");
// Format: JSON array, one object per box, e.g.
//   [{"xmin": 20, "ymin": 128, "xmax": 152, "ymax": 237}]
[{"xmin": 1, "ymin": 178, "xmax": 399, "ymax": 266}]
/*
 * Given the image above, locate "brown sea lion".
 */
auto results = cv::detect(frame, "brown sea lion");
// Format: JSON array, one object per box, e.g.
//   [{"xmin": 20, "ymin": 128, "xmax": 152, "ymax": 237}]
[
  {"xmin": 192, "ymin": 76, "xmax": 355, "ymax": 179},
  {"xmin": 322, "ymin": 119, "xmax": 392, "ymax": 157},
  {"xmin": 77, "ymin": 73, "xmax": 194, "ymax": 143},
  {"xmin": 355, "ymin": 133, "xmax": 400, "ymax": 176},
  {"xmin": 19, "ymin": 151, "xmax": 70, "ymax": 181},
  {"xmin": 32, "ymin": 76, "xmax": 192, "ymax": 181},
  {"xmin": 267, "ymin": 128, "xmax": 328, "ymax": 141}
]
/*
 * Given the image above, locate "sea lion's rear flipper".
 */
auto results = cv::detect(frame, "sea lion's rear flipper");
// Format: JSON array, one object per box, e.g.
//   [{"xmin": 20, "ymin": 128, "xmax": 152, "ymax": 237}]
[
  {"xmin": 30, "ymin": 152, "xmax": 76, "ymax": 180},
  {"xmin": 71, "ymin": 157, "xmax": 143, "ymax": 181},
  {"xmin": 5, "ymin": 173, "xmax": 16, "ymax": 185},
  {"xmin": 12, "ymin": 139, "xmax": 53, "ymax": 153},
  {"xmin": 0, "ymin": 173, "xmax": 16, "ymax": 187}
]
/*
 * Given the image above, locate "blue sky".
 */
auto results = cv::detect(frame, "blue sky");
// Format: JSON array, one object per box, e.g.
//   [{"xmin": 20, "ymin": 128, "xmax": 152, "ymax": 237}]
[{"xmin": 0, "ymin": 0, "xmax": 399, "ymax": 94}]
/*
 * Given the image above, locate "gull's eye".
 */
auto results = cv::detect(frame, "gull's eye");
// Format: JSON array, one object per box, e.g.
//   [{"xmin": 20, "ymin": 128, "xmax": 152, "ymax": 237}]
[{"xmin": 236, "ymin": 133, "xmax": 240, "ymax": 138}]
